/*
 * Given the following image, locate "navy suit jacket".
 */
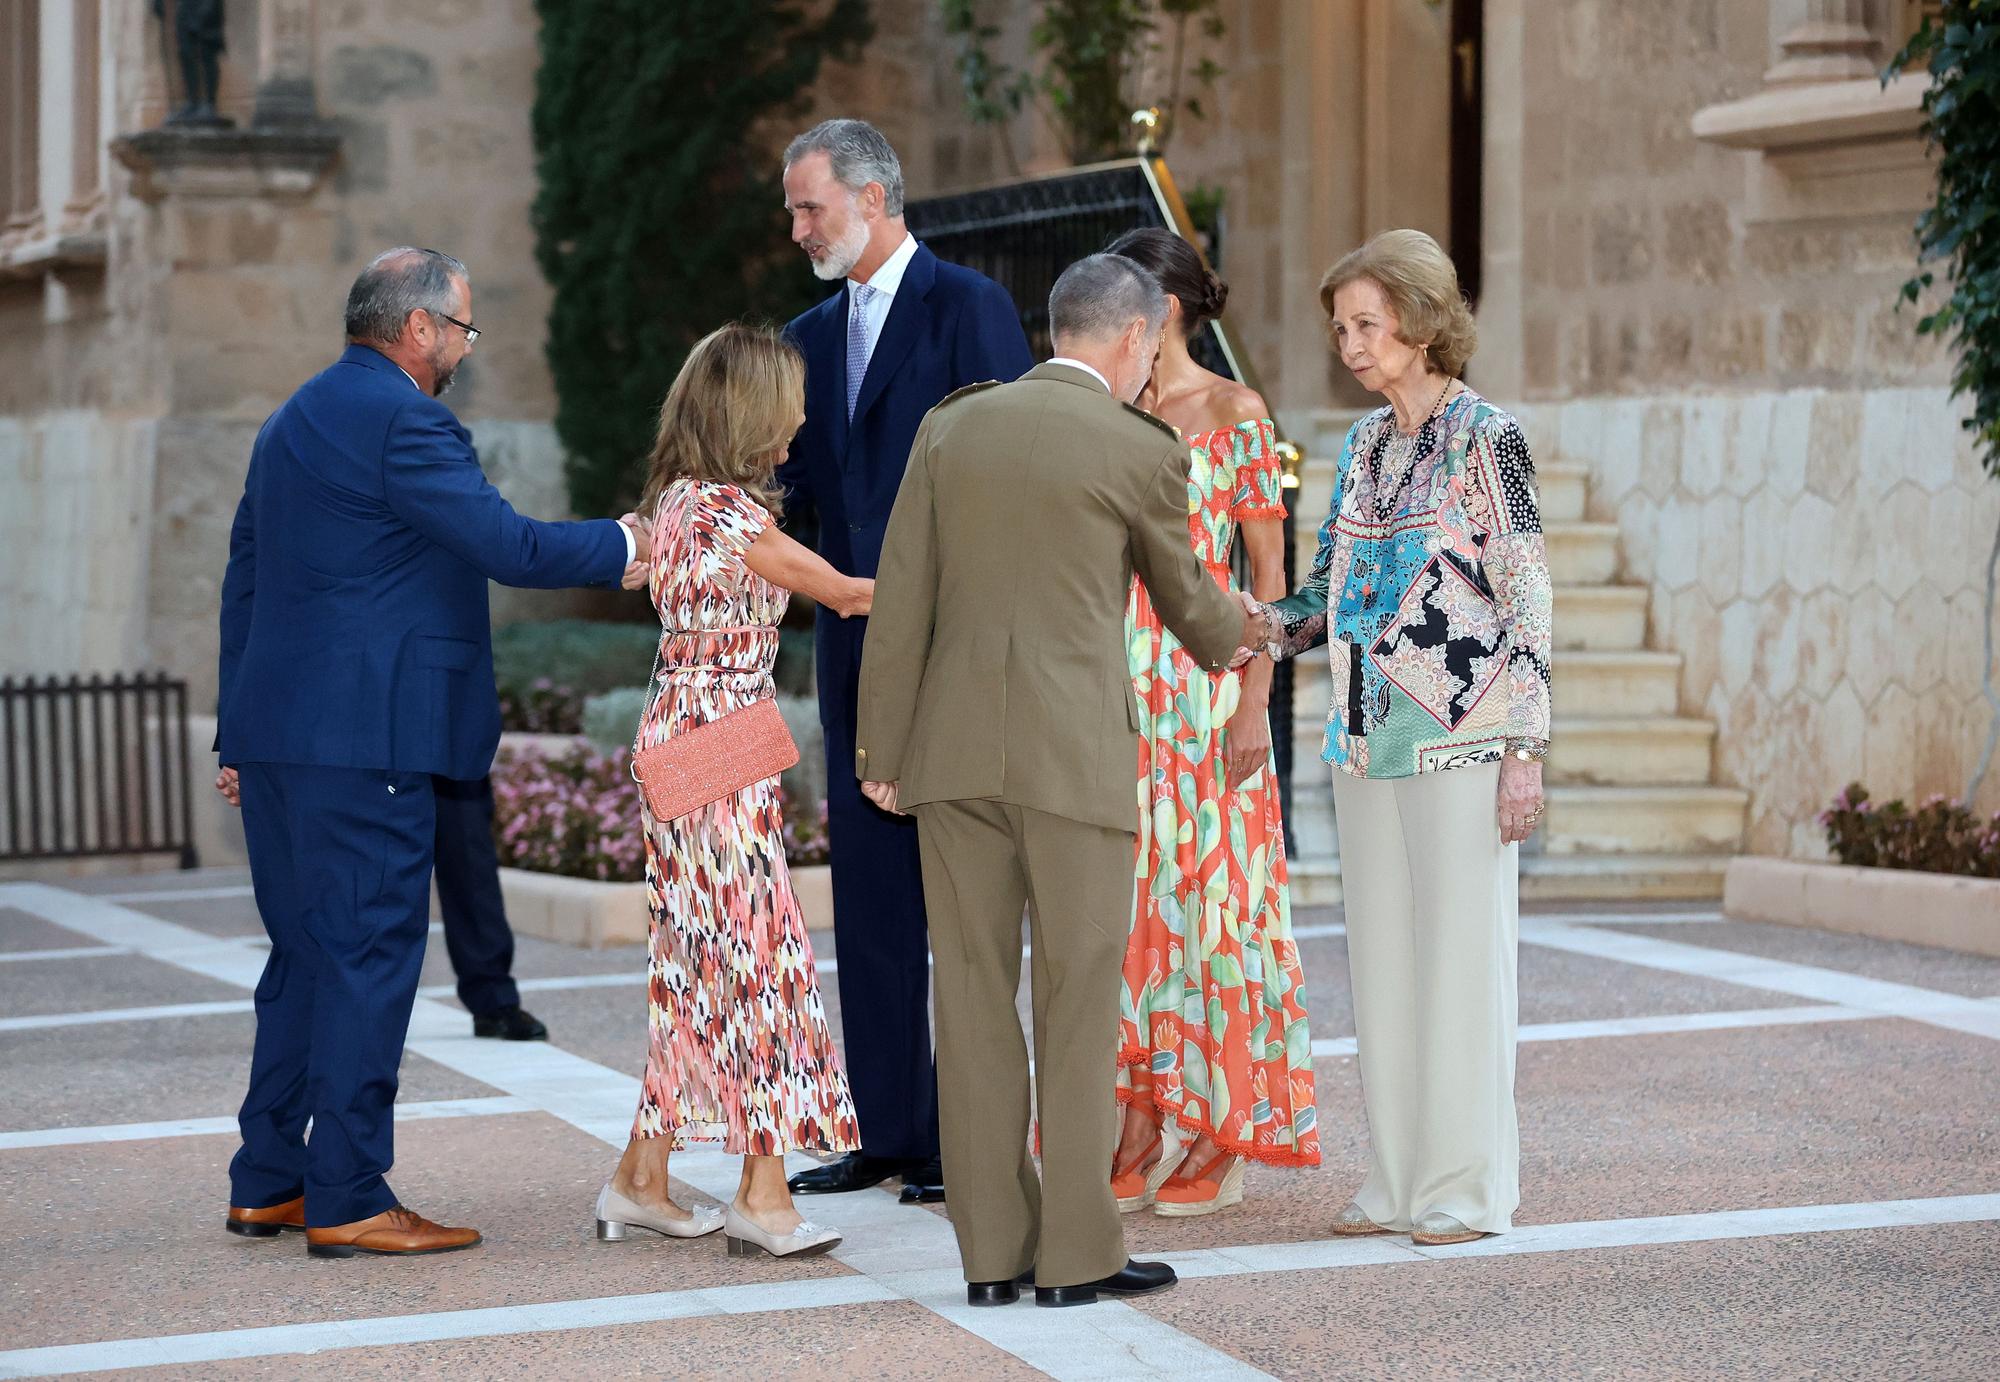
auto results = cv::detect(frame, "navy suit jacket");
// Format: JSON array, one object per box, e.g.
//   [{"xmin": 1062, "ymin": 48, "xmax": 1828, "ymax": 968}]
[
  {"xmin": 217, "ymin": 344, "xmax": 628, "ymax": 780},
  {"xmin": 780, "ymin": 243, "xmax": 1033, "ymax": 585}
]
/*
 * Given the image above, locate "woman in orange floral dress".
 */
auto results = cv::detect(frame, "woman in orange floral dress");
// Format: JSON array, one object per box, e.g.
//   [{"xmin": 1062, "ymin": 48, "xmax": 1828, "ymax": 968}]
[
  {"xmin": 593, "ymin": 325, "xmax": 866, "ymax": 1260},
  {"xmin": 1108, "ymin": 231, "xmax": 1319, "ymax": 1217}
]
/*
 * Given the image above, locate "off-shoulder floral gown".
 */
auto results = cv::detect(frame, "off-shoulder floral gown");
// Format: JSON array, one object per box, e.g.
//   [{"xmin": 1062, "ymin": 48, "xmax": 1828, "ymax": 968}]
[{"xmin": 1116, "ymin": 420, "xmax": 1320, "ymax": 1169}]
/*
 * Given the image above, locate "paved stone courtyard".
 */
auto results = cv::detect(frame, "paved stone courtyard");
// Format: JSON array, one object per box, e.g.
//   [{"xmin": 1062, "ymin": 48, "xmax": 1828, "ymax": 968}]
[{"xmin": 1, "ymin": 868, "xmax": 1996, "ymax": 1379}]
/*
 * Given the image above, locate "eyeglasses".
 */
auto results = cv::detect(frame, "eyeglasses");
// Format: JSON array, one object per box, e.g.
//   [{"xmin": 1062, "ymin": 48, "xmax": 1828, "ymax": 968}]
[{"xmin": 431, "ymin": 309, "xmax": 480, "ymax": 345}]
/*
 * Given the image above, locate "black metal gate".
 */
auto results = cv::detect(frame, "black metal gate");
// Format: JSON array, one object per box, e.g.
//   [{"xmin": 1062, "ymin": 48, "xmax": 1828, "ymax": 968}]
[
  {"xmin": 0, "ymin": 672, "xmax": 200, "ymax": 870},
  {"xmin": 907, "ymin": 158, "xmax": 1302, "ymax": 850}
]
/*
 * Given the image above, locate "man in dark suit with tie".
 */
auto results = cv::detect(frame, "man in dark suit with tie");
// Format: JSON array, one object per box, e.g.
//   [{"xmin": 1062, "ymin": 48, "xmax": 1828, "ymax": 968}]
[
  {"xmin": 215, "ymin": 248, "xmax": 644, "ymax": 1257},
  {"xmin": 778, "ymin": 120, "xmax": 1034, "ymax": 1203}
]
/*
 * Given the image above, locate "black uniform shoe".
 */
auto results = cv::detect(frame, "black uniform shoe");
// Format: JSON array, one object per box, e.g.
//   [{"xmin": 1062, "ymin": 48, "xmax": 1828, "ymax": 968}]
[
  {"xmin": 787, "ymin": 1152, "xmax": 923, "ymax": 1195},
  {"xmin": 966, "ymin": 1270, "xmax": 1036, "ymax": 1307},
  {"xmin": 1035, "ymin": 1259, "xmax": 1177, "ymax": 1308},
  {"xmin": 897, "ymin": 1156, "xmax": 946, "ymax": 1204},
  {"xmin": 471, "ymin": 1006, "xmax": 548, "ymax": 1041}
]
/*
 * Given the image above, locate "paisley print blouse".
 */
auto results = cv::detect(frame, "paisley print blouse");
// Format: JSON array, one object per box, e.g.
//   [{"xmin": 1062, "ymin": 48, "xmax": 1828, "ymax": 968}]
[{"xmin": 1270, "ymin": 387, "xmax": 1553, "ymax": 779}]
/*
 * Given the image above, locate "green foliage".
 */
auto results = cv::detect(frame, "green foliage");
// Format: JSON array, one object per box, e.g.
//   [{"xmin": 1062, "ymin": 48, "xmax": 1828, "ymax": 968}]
[
  {"xmin": 940, "ymin": 0, "xmax": 1224, "ymax": 166},
  {"xmin": 492, "ymin": 619, "xmax": 659, "ymax": 702},
  {"xmin": 532, "ymin": 0, "xmax": 872, "ymax": 518},
  {"xmin": 1893, "ymin": 2, "xmax": 2000, "ymax": 473}
]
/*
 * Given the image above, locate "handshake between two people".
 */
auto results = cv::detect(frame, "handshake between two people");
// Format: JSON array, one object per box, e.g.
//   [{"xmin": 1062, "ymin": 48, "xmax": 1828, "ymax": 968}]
[
  {"xmin": 860, "ymin": 592, "xmax": 1282, "ymax": 818},
  {"xmin": 615, "ymin": 511, "xmax": 655, "ymax": 591}
]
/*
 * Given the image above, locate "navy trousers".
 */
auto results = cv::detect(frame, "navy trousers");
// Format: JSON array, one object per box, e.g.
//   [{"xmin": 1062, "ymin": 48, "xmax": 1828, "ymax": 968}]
[
  {"xmin": 229, "ymin": 762, "xmax": 435, "ymax": 1227},
  {"xmin": 819, "ymin": 618, "xmax": 940, "ymax": 1162},
  {"xmin": 431, "ymin": 774, "xmax": 520, "ymax": 1018}
]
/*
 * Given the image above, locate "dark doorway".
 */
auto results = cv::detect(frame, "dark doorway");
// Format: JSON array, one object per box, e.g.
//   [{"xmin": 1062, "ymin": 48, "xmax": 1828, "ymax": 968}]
[{"xmin": 1449, "ymin": 0, "xmax": 1484, "ymax": 306}]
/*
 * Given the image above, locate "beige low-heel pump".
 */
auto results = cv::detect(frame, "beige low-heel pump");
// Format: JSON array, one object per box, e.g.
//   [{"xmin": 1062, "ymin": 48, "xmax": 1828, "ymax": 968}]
[
  {"xmin": 594, "ymin": 1183, "xmax": 725, "ymax": 1242},
  {"xmin": 723, "ymin": 1204, "xmax": 843, "ymax": 1258}
]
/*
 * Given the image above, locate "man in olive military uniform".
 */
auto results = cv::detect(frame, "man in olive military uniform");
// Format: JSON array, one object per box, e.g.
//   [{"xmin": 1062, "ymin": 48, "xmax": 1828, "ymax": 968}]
[{"xmin": 856, "ymin": 253, "xmax": 1273, "ymax": 1308}]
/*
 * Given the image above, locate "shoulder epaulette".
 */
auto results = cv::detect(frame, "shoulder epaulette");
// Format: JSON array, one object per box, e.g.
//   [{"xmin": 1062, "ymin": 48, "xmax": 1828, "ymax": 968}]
[
  {"xmin": 1120, "ymin": 400, "xmax": 1181, "ymax": 441},
  {"xmin": 936, "ymin": 379, "xmax": 1004, "ymax": 408}
]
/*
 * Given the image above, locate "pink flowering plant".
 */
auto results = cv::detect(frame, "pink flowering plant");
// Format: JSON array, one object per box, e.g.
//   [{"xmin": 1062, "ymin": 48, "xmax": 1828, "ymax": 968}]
[
  {"xmin": 492, "ymin": 745, "xmax": 831, "ymax": 880},
  {"xmin": 492, "ymin": 745, "xmax": 647, "ymax": 881},
  {"xmin": 1819, "ymin": 782, "xmax": 2000, "ymax": 878}
]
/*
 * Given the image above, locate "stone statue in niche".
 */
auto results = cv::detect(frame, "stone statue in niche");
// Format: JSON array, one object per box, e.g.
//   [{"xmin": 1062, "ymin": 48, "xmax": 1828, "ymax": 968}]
[{"xmin": 154, "ymin": 0, "xmax": 233, "ymax": 127}]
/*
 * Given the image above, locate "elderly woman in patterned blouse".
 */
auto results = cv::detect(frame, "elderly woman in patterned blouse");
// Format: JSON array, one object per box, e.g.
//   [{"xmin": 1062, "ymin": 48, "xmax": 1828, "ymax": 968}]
[{"xmin": 1263, "ymin": 229, "xmax": 1552, "ymax": 1246}]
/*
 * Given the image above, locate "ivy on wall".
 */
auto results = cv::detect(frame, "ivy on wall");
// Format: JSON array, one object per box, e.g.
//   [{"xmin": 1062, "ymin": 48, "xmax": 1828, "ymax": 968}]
[
  {"xmin": 1894, "ymin": 3, "xmax": 2000, "ymax": 793},
  {"xmin": 941, "ymin": 0, "xmax": 1224, "ymax": 168},
  {"xmin": 532, "ymin": 0, "xmax": 872, "ymax": 519}
]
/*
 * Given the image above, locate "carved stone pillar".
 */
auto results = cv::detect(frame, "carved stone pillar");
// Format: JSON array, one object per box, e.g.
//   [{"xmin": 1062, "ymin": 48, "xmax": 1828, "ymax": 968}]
[
  {"xmin": 252, "ymin": 0, "xmax": 319, "ymax": 129},
  {"xmin": 65, "ymin": 0, "xmax": 103, "ymax": 220},
  {"xmin": 1766, "ymin": 0, "xmax": 1880, "ymax": 86}
]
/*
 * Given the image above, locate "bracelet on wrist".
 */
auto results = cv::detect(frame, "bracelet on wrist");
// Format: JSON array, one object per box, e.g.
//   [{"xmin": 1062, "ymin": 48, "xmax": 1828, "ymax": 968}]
[{"xmin": 1505, "ymin": 737, "xmax": 1550, "ymax": 763}]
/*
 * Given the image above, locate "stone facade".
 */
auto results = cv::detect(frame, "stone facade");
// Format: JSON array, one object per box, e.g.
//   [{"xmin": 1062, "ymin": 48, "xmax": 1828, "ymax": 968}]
[
  {"xmin": 0, "ymin": 0, "xmax": 1981, "ymax": 873},
  {"xmin": 1, "ymin": 0, "xmax": 570, "ymax": 708},
  {"xmin": 1518, "ymin": 386, "xmax": 1999, "ymax": 857}
]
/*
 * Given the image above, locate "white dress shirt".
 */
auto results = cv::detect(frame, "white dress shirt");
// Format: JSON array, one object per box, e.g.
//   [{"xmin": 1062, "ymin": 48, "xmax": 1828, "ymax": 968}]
[
  {"xmin": 392, "ymin": 353, "xmax": 634, "ymax": 563},
  {"xmin": 1045, "ymin": 357, "xmax": 1112, "ymax": 394},
  {"xmin": 848, "ymin": 232, "xmax": 920, "ymax": 366}
]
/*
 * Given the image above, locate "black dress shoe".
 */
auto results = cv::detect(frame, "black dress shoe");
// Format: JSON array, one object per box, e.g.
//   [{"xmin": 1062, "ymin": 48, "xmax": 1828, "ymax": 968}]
[
  {"xmin": 787, "ymin": 1152, "xmax": 922, "ymax": 1195},
  {"xmin": 897, "ymin": 1156, "xmax": 946, "ymax": 1204},
  {"xmin": 966, "ymin": 1269, "xmax": 1036, "ymax": 1307},
  {"xmin": 472, "ymin": 1006, "xmax": 548, "ymax": 1041},
  {"xmin": 1036, "ymin": 1259, "xmax": 1177, "ymax": 1308}
]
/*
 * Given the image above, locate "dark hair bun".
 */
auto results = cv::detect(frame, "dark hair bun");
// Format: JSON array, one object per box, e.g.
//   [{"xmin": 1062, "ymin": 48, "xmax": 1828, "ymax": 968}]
[
  {"xmin": 1200, "ymin": 269, "xmax": 1228, "ymax": 322},
  {"xmin": 1103, "ymin": 225, "xmax": 1229, "ymax": 332}
]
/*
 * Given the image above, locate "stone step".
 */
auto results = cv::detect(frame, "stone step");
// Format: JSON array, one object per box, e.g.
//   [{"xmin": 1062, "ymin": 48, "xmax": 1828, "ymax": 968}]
[
  {"xmin": 1286, "ymin": 514, "xmax": 1620, "ymax": 586},
  {"xmin": 1284, "ymin": 457, "xmax": 1590, "ymax": 547},
  {"xmin": 1552, "ymin": 650, "xmax": 1683, "ymax": 718},
  {"xmin": 1554, "ymin": 584, "xmax": 1649, "ymax": 651},
  {"xmin": 1285, "ymin": 713, "xmax": 1715, "ymax": 787},
  {"xmin": 1287, "ymin": 852, "xmax": 1732, "ymax": 905},
  {"xmin": 1544, "ymin": 521, "xmax": 1620, "ymax": 585},
  {"xmin": 1546, "ymin": 717, "xmax": 1715, "ymax": 786},
  {"xmin": 1537, "ymin": 462, "xmax": 1589, "ymax": 523},
  {"xmin": 1286, "ymin": 650, "xmax": 1684, "ymax": 734},
  {"xmin": 1541, "ymin": 785, "xmax": 1749, "ymax": 856}
]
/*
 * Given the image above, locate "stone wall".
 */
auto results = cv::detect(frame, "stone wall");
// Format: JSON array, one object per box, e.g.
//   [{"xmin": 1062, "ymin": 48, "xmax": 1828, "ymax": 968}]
[
  {"xmin": 1520, "ymin": 386, "xmax": 2000, "ymax": 858},
  {"xmin": 1, "ymin": 1, "xmax": 581, "ymax": 700},
  {"xmin": 1501, "ymin": 0, "xmax": 1944, "ymax": 402}
]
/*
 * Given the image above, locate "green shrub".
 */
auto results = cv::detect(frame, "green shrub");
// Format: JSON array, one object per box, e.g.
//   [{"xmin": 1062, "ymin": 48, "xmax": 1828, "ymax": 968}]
[
  {"xmin": 492, "ymin": 619, "xmax": 660, "ymax": 702},
  {"xmin": 582, "ymin": 686, "xmax": 652, "ymax": 753}
]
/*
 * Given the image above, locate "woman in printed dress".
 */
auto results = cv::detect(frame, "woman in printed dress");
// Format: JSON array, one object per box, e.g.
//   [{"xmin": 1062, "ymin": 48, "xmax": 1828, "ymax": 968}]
[
  {"xmin": 1265, "ymin": 230, "xmax": 1553, "ymax": 1246},
  {"xmin": 594, "ymin": 324, "xmax": 867, "ymax": 1259},
  {"xmin": 1106, "ymin": 229, "xmax": 1319, "ymax": 1218}
]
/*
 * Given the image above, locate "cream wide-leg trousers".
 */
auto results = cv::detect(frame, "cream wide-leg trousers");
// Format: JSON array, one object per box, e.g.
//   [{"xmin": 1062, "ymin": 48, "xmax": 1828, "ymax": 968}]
[{"xmin": 1330, "ymin": 760, "xmax": 1520, "ymax": 1234}]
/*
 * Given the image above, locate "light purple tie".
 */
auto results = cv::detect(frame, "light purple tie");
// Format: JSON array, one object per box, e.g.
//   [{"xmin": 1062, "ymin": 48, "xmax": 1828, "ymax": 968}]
[{"xmin": 845, "ymin": 282, "xmax": 877, "ymax": 422}]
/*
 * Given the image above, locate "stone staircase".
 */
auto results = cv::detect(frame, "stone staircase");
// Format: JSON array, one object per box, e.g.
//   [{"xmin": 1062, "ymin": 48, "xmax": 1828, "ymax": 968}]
[{"xmin": 1280, "ymin": 410, "xmax": 1746, "ymax": 902}]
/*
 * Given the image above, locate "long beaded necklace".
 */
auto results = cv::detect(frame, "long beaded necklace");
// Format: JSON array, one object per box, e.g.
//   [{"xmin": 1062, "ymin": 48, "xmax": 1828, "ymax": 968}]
[{"xmin": 1366, "ymin": 375, "xmax": 1456, "ymax": 522}]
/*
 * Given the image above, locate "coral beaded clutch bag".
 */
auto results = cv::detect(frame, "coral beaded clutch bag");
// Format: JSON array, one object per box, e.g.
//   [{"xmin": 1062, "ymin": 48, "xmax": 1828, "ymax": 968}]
[{"xmin": 632, "ymin": 698, "xmax": 799, "ymax": 823}]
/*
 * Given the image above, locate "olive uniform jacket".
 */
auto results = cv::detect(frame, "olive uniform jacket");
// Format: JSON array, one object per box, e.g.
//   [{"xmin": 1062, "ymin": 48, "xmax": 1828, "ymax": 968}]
[{"xmin": 856, "ymin": 361, "xmax": 1246, "ymax": 833}]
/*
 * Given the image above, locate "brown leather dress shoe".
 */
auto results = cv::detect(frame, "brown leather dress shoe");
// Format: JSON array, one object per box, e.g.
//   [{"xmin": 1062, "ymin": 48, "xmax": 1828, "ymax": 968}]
[
  {"xmin": 305, "ymin": 1205, "xmax": 482, "ymax": 1259},
  {"xmin": 226, "ymin": 1195, "xmax": 306, "ymax": 1238}
]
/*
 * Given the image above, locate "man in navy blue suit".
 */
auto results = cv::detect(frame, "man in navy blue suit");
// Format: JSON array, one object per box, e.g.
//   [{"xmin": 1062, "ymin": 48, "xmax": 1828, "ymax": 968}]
[
  {"xmin": 778, "ymin": 120, "xmax": 1034, "ymax": 1204},
  {"xmin": 214, "ymin": 248, "xmax": 644, "ymax": 1258}
]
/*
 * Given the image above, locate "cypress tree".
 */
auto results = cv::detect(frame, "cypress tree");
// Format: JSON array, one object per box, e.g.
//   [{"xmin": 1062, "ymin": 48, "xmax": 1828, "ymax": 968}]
[{"xmin": 533, "ymin": 0, "xmax": 873, "ymax": 518}]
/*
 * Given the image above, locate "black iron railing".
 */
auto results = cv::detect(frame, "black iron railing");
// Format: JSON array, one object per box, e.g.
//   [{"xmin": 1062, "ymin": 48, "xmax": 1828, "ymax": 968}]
[
  {"xmin": 908, "ymin": 158, "xmax": 1301, "ymax": 850},
  {"xmin": 0, "ymin": 672, "xmax": 199, "ymax": 869}
]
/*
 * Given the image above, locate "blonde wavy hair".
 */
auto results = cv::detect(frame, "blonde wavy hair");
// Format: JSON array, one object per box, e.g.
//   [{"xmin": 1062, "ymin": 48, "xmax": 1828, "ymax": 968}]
[
  {"xmin": 1320, "ymin": 229, "xmax": 1478, "ymax": 378},
  {"xmin": 640, "ymin": 323, "xmax": 803, "ymax": 520}
]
